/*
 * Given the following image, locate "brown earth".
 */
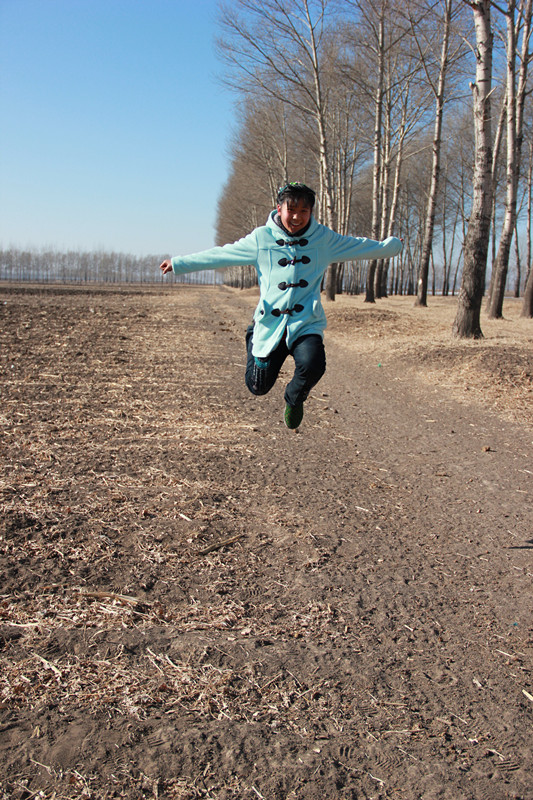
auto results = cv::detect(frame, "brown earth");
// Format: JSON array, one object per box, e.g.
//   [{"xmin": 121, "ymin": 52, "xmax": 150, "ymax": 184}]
[{"xmin": 0, "ymin": 283, "xmax": 532, "ymax": 800}]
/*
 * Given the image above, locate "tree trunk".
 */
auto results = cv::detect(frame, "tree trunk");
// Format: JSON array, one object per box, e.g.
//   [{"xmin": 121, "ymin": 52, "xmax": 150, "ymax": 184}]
[
  {"xmin": 521, "ymin": 265, "xmax": 533, "ymax": 316},
  {"xmin": 383, "ymin": 91, "xmax": 406, "ymax": 298},
  {"xmin": 513, "ymin": 225, "xmax": 521, "ymax": 297},
  {"xmin": 526, "ymin": 144, "xmax": 533, "ymax": 304},
  {"xmin": 375, "ymin": 82, "xmax": 392, "ymax": 300},
  {"xmin": 325, "ymin": 263, "xmax": 338, "ymax": 300},
  {"xmin": 366, "ymin": 5, "xmax": 385, "ymax": 304},
  {"xmin": 487, "ymin": 0, "xmax": 532, "ymax": 318},
  {"xmin": 301, "ymin": 0, "xmax": 337, "ymax": 300},
  {"xmin": 415, "ymin": 0, "xmax": 452, "ymax": 307},
  {"xmin": 452, "ymin": 0, "xmax": 493, "ymax": 339},
  {"xmin": 488, "ymin": 92, "xmax": 507, "ymax": 287}
]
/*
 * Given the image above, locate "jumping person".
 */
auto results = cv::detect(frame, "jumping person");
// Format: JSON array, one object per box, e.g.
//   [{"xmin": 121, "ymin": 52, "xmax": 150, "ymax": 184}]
[{"xmin": 159, "ymin": 182, "xmax": 403, "ymax": 429}]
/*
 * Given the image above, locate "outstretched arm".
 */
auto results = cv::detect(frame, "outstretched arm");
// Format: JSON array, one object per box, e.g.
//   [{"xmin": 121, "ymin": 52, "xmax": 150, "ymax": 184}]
[
  {"xmin": 326, "ymin": 232, "xmax": 403, "ymax": 262},
  {"xmin": 158, "ymin": 232, "xmax": 260, "ymax": 278}
]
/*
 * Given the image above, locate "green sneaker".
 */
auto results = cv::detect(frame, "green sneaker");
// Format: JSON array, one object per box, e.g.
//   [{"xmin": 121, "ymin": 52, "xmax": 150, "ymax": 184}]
[{"xmin": 284, "ymin": 402, "xmax": 304, "ymax": 429}]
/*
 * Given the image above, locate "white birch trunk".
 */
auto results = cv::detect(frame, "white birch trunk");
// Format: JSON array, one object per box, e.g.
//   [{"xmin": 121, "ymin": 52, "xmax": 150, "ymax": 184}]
[
  {"xmin": 365, "ymin": 6, "xmax": 385, "ymax": 303},
  {"xmin": 452, "ymin": 0, "xmax": 493, "ymax": 338},
  {"xmin": 487, "ymin": 0, "xmax": 532, "ymax": 318},
  {"xmin": 416, "ymin": 0, "xmax": 452, "ymax": 307}
]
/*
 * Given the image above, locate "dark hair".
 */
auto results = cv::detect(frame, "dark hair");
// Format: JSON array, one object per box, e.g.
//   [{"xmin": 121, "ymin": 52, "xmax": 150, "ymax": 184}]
[{"xmin": 277, "ymin": 181, "xmax": 316, "ymax": 209}]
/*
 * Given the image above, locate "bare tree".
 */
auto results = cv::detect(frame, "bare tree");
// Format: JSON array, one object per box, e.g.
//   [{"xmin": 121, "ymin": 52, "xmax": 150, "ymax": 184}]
[
  {"xmin": 365, "ymin": 2, "xmax": 387, "ymax": 303},
  {"xmin": 351, "ymin": 0, "xmax": 413, "ymax": 302},
  {"xmin": 452, "ymin": 0, "xmax": 494, "ymax": 338},
  {"xmin": 522, "ymin": 134, "xmax": 533, "ymax": 315},
  {"xmin": 415, "ymin": 0, "xmax": 455, "ymax": 306},
  {"xmin": 216, "ymin": 98, "xmax": 305, "ymax": 246},
  {"xmin": 218, "ymin": 0, "xmax": 340, "ymax": 296},
  {"xmin": 343, "ymin": 0, "xmax": 447, "ymax": 301},
  {"xmin": 487, "ymin": 0, "xmax": 533, "ymax": 318}
]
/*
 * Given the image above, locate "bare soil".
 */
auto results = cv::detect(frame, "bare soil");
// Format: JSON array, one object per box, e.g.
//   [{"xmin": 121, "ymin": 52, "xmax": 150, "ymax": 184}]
[{"xmin": 1, "ymin": 284, "xmax": 532, "ymax": 800}]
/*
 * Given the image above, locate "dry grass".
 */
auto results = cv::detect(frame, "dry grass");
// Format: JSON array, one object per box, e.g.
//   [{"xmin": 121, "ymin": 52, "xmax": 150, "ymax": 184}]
[{"xmin": 326, "ymin": 294, "xmax": 533, "ymax": 428}]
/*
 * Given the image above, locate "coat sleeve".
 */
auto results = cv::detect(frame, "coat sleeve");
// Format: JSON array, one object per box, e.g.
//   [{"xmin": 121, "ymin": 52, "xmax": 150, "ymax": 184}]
[
  {"xmin": 324, "ymin": 231, "xmax": 403, "ymax": 262},
  {"xmin": 171, "ymin": 231, "xmax": 259, "ymax": 275}
]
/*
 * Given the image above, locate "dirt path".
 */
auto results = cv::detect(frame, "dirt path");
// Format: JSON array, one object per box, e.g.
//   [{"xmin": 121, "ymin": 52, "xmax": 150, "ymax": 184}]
[{"xmin": 1, "ymin": 284, "xmax": 532, "ymax": 800}]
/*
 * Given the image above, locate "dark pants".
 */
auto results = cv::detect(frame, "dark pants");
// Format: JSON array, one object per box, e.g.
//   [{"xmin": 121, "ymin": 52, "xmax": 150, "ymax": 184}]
[{"xmin": 245, "ymin": 325, "xmax": 326, "ymax": 407}]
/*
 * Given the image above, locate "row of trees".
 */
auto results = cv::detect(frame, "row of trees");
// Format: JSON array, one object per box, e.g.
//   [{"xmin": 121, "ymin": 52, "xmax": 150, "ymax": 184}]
[
  {"xmin": 214, "ymin": 0, "xmax": 533, "ymax": 331},
  {"xmin": 3, "ymin": 2, "xmax": 532, "ymax": 334},
  {"xmin": 0, "ymin": 248, "xmax": 218, "ymax": 286}
]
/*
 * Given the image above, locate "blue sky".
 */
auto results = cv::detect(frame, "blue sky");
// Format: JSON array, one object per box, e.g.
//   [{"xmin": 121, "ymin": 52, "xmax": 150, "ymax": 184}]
[{"xmin": 0, "ymin": 0, "xmax": 237, "ymax": 256}]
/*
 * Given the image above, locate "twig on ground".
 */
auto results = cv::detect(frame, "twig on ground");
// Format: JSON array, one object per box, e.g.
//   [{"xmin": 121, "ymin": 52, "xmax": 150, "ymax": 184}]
[{"xmin": 195, "ymin": 533, "xmax": 244, "ymax": 556}]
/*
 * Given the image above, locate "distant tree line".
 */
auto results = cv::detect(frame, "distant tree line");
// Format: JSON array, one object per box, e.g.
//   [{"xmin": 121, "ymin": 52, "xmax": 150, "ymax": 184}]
[
  {"xmin": 0, "ymin": 247, "xmax": 219, "ymax": 286},
  {"xmin": 214, "ymin": 0, "xmax": 533, "ymax": 328}
]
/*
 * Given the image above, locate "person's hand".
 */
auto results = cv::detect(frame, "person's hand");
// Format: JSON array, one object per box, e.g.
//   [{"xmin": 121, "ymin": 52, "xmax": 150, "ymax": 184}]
[{"xmin": 159, "ymin": 259, "xmax": 173, "ymax": 275}]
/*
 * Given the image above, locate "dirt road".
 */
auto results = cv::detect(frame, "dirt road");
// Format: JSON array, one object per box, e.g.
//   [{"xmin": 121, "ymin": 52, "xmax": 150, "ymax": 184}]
[{"xmin": 1, "ymin": 284, "xmax": 532, "ymax": 799}]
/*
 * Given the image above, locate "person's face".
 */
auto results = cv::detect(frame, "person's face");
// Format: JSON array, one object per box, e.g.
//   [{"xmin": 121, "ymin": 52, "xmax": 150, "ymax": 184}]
[{"xmin": 277, "ymin": 199, "xmax": 312, "ymax": 234}]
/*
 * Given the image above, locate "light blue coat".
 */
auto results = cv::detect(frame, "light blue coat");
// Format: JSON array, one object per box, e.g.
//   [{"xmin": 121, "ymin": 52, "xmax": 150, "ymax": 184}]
[{"xmin": 171, "ymin": 211, "xmax": 403, "ymax": 357}]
